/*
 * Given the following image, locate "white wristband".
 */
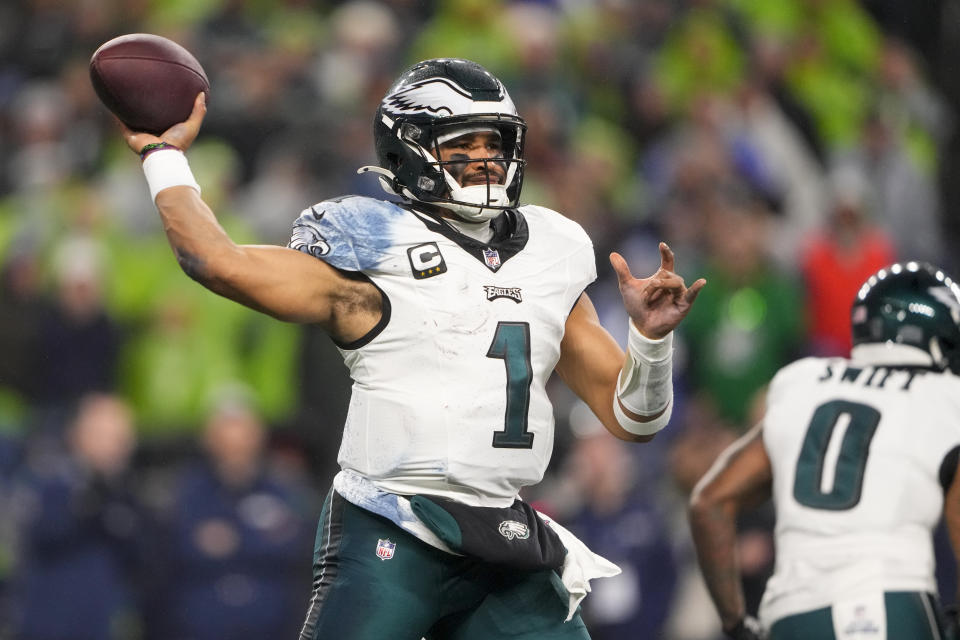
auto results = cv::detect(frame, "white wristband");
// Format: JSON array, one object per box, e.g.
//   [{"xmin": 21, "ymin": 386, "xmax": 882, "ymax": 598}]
[
  {"xmin": 614, "ymin": 322, "xmax": 674, "ymax": 434},
  {"xmin": 142, "ymin": 148, "xmax": 201, "ymax": 202},
  {"xmin": 613, "ymin": 395, "xmax": 672, "ymax": 436},
  {"xmin": 628, "ymin": 321, "xmax": 672, "ymax": 363}
]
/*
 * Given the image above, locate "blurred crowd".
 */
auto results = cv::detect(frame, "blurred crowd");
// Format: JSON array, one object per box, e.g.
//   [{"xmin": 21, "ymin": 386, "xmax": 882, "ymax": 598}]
[{"xmin": 0, "ymin": 0, "xmax": 958, "ymax": 639}]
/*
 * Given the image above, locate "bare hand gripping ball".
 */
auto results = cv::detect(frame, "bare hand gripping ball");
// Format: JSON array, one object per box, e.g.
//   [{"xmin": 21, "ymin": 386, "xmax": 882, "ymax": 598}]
[{"xmin": 90, "ymin": 33, "xmax": 209, "ymax": 135}]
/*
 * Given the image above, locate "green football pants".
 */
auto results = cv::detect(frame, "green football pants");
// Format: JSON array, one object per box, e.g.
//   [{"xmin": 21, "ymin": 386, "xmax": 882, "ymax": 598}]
[
  {"xmin": 769, "ymin": 591, "xmax": 946, "ymax": 639},
  {"xmin": 299, "ymin": 489, "xmax": 592, "ymax": 640}
]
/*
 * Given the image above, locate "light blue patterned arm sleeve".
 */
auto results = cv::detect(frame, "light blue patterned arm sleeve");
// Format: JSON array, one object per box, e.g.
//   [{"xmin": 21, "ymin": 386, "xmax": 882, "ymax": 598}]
[{"xmin": 288, "ymin": 202, "xmax": 361, "ymax": 272}]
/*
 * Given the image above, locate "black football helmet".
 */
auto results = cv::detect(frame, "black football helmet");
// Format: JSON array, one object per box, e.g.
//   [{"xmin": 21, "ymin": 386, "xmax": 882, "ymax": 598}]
[
  {"xmin": 360, "ymin": 58, "xmax": 526, "ymax": 222},
  {"xmin": 851, "ymin": 261, "xmax": 960, "ymax": 374}
]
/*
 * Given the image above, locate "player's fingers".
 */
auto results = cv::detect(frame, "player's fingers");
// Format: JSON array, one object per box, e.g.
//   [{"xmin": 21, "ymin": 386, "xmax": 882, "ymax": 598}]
[
  {"xmin": 116, "ymin": 118, "xmax": 136, "ymax": 148},
  {"xmin": 115, "ymin": 116, "xmax": 132, "ymax": 136},
  {"xmin": 647, "ymin": 271, "xmax": 685, "ymax": 295},
  {"xmin": 646, "ymin": 287, "xmax": 666, "ymax": 305},
  {"xmin": 162, "ymin": 93, "xmax": 206, "ymax": 149},
  {"xmin": 186, "ymin": 91, "xmax": 207, "ymax": 124},
  {"xmin": 609, "ymin": 252, "xmax": 633, "ymax": 286},
  {"xmin": 658, "ymin": 242, "xmax": 675, "ymax": 273},
  {"xmin": 175, "ymin": 92, "xmax": 206, "ymax": 133},
  {"xmin": 684, "ymin": 278, "xmax": 707, "ymax": 305},
  {"xmin": 116, "ymin": 116, "xmax": 160, "ymax": 154}
]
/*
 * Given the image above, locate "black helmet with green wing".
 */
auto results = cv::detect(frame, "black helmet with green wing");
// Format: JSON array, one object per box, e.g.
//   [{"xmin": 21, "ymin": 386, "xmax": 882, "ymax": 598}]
[
  {"xmin": 363, "ymin": 58, "xmax": 526, "ymax": 223},
  {"xmin": 851, "ymin": 262, "xmax": 960, "ymax": 374}
]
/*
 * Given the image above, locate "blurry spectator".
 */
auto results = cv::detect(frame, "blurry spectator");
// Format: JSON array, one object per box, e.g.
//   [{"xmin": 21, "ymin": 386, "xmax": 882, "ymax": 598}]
[
  {"xmin": 194, "ymin": 1, "xmax": 297, "ymax": 183},
  {"xmin": 741, "ymin": 28, "xmax": 826, "ymax": 165},
  {"xmin": 310, "ymin": 0, "xmax": 401, "ymax": 114},
  {"xmin": 3, "ymin": 0, "xmax": 78, "ymax": 78},
  {"xmin": 7, "ymin": 393, "xmax": 149, "ymax": 640},
  {"xmin": 780, "ymin": 0, "xmax": 881, "ymax": 150},
  {"xmin": 559, "ymin": 417, "xmax": 679, "ymax": 640},
  {"xmin": 799, "ymin": 165, "xmax": 896, "ymax": 356},
  {"xmin": 625, "ymin": 66, "xmax": 676, "ymax": 166},
  {"xmin": 680, "ymin": 183, "xmax": 803, "ymax": 432},
  {"xmin": 118, "ymin": 288, "xmax": 236, "ymax": 432},
  {"xmin": 640, "ymin": 90, "xmax": 777, "ymax": 263},
  {"xmin": 0, "ymin": 244, "xmax": 46, "ymax": 403},
  {"xmin": 31, "ymin": 235, "xmax": 122, "ymax": 416},
  {"xmin": 0, "ymin": 427, "xmax": 24, "ymax": 638},
  {"xmin": 58, "ymin": 56, "xmax": 114, "ymax": 179},
  {"xmin": 151, "ymin": 391, "xmax": 313, "ymax": 640},
  {"xmin": 642, "ymin": 116, "xmax": 733, "ymax": 259},
  {"xmin": 653, "ymin": 4, "xmax": 745, "ymax": 115},
  {"xmin": 875, "ymin": 35, "xmax": 954, "ymax": 168},
  {"xmin": 233, "ymin": 143, "xmax": 320, "ymax": 245},
  {"xmin": 550, "ymin": 116, "xmax": 639, "ymax": 246},
  {"xmin": 406, "ymin": 0, "xmax": 517, "ymax": 74},
  {"xmin": 6, "ymin": 81, "xmax": 74, "ymax": 194},
  {"xmin": 735, "ymin": 50, "xmax": 829, "ymax": 268},
  {"xmin": 119, "ymin": 286, "xmax": 299, "ymax": 434},
  {"xmin": 830, "ymin": 105, "xmax": 945, "ymax": 265}
]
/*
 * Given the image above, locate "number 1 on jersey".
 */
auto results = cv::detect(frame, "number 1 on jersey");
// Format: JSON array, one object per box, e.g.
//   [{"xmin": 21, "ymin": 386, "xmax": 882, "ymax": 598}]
[{"xmin": 487, "ymin": 322, "xmax": 534, "ymax": 448}]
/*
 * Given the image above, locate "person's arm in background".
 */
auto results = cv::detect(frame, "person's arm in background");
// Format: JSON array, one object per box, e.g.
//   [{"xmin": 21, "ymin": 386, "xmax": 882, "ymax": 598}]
[
  {"xmin": 688, "ymin": 423, "xmax": 772, "ymax": 640},
  {"xmin": 555, "ymin": 243, "xmax": 704, "ymax": 443}
]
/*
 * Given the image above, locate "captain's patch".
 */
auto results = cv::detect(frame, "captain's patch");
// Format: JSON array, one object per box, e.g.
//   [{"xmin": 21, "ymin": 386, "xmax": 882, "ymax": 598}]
[{"xmin": 407, "ymin": 242, "xmax": 447, "ymax": 279}]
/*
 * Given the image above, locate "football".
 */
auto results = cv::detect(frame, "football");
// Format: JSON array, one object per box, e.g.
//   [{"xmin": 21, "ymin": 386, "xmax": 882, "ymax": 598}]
[{"xmin": 89, "ymin": 33, "xmax": 209, "ymax": 135}]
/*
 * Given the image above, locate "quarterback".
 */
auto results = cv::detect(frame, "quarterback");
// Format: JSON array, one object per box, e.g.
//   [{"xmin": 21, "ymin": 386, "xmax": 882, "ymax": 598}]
[
  {"xmin": 119, "ymin": 58, "xmax": 704, "ymax": 639},
  {"xmin": 688, "ymin": 262, "xmax": 960, "ymax": 640}
]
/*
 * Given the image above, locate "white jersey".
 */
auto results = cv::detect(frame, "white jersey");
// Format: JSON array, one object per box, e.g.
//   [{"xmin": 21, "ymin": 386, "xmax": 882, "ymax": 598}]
[
  {"xmin": 289, "ymin": 196, "xmax": 596, "ymax": 508},
  {"xmin": 758, "ymin": 355, "xmax": 960, "ymax": 625}
]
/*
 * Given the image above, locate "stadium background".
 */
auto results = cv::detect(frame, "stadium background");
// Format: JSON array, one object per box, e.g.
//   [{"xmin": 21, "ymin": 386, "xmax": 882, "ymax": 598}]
[{"xmin": 0, "ymin": 0, "xmax": 957, "ymax": 638}]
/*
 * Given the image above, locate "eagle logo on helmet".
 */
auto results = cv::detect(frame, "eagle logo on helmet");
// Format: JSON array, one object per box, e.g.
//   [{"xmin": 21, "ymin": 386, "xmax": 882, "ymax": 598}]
[{"xmin": 384, "ymin": 78, "xmax": 475, "ymax": 117}]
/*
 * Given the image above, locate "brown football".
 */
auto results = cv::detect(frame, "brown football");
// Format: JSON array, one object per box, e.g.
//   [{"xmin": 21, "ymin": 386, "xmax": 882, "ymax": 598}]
[{"xmin": 90, "ymin": 33, "xmax": 209, "ymax": 135}]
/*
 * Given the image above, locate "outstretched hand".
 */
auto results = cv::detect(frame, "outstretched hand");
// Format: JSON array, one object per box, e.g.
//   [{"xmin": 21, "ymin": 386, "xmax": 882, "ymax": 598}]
[
  {"xmin": 118, "ymin": 91, "xmax": 207, "ymax": 155},
  {"xmin": 610, "ymin": 242, "xmax": 705, "ymax": 340}
]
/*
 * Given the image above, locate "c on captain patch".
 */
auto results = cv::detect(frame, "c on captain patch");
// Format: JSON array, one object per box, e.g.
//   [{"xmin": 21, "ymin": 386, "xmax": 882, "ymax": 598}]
[{"xmin": 408, "ymin": 242, "xmax": 447, "ymax": 279}]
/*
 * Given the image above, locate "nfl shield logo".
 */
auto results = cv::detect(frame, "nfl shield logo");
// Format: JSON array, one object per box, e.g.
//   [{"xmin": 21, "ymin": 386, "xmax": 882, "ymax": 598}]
[
  {"xmin": 483, "ymin": 248, "xmax": 502, "ymax": 271},
  {"xmin": 376, "ymin": 538, "xmax": 396, "ymax": 561}
]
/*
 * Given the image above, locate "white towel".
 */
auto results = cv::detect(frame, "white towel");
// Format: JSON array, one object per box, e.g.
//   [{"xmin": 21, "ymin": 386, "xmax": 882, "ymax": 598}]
[{"xmin": 538, "ymin": 512, "xmax": 622, "ymax": 622}]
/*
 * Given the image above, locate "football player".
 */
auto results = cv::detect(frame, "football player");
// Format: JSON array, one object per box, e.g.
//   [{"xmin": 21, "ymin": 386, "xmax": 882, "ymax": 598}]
[
  {"xmin": 688, "ymin": 262, "xmax": 960, "ymax": 640},
  {"xmin": 119, "ymin": 58, "xmax": 705, "ymax": 639}
]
